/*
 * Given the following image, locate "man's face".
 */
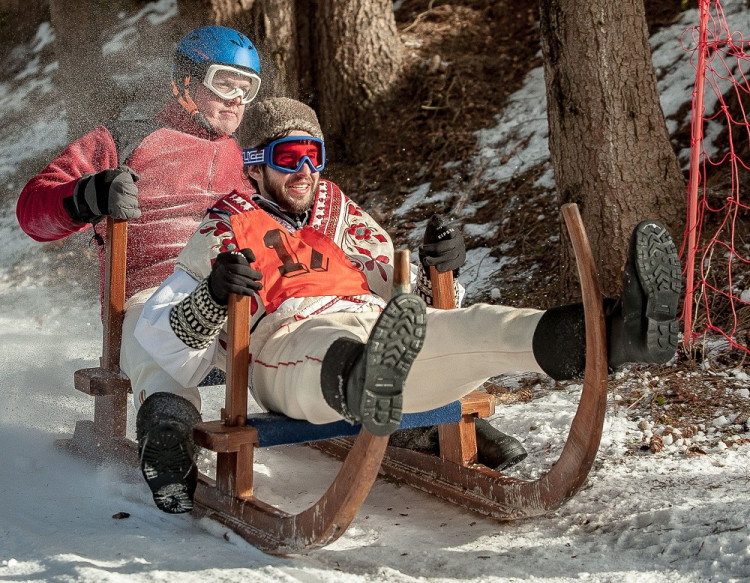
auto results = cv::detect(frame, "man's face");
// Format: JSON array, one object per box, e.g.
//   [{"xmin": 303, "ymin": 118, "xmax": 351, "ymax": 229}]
[
  {"xmin": 193, "ymin": 70, "xmax": 251, "ymax": 136},
  {"xmin": 248, "ymin": 130, "xmax": 321, "ymax": 215}
]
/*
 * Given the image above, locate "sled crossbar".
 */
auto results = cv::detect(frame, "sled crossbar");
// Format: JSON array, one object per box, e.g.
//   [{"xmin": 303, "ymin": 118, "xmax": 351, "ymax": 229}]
[{"xmin": 245, "ymin": 402, "xmax": 462, "ymax": 448}]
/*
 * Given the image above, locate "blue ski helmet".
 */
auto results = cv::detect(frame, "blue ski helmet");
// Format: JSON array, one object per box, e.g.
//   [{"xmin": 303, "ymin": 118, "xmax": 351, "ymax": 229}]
[
  {"xmin": 174, "ymin": 25, "xmax": 261, "ymax": 76},
  {"xmin": 171, "ymin": 26, "xmax": 262, "ymax": 128}
]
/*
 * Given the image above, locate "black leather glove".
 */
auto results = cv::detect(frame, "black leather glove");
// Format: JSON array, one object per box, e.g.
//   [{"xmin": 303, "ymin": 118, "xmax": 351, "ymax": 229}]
[
  {"xmin": 418, "ymin": 214, "xmax": 466, "ymax": 273},
  {"xmin": 65, "ymin": 165, "xmax": 140, "ymax": 224},
  {"xmin": 207, "ymin": 249, "xmax": 263, "ymax": 304}
]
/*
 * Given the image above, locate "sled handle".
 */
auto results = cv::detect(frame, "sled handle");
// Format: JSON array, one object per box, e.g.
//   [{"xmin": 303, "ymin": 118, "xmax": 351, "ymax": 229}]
[
  {"xmin": 224, "ymin": 294, "xmax": 250, "ymax": 427},
  {"xmin": 102, "ymin": 218, "xmax": 127, "ymax": 372},
  {"xmin": 393, "ymin": 250, "xmax": 412, "ymax": 295},
  {"xmin": 430, "ymin": 266, "xmax": 456, "ymax": 309}
]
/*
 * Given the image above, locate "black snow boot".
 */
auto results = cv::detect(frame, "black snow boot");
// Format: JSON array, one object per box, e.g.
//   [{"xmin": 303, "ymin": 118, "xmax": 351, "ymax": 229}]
[
  {"xmin": 389, "ymin": 426, "xmax": 439, "ymax": 451},
  {"xmin": 474, "ymin": 418, "xmax": 528, "ymax": 471},
  {"xmin": 389, "ymin": 420, "xmax": 528, "ymax": 471},
  {"xmin": 608, "ymin": 219, "xmax": 681, "ymax": 367},
  {"xmin": 136, "ymin": 392, "xmax": 202, "ymax": 514},
  {"xmin": 321, "ymin": 294, "xmax": 427, "ymax": 436},
  {"xmin": 532, "ymin": 220, "xmax": 681, "ymax": 379}
]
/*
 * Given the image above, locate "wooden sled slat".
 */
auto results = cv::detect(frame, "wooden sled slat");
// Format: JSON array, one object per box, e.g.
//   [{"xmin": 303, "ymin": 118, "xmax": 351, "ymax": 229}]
[{"xmin": 314, "ymin": 202, "xmax": 608, "ymax": 519}]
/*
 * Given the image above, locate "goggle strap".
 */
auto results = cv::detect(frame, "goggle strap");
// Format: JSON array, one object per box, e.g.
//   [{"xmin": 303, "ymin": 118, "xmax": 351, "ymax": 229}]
[
  {"xmin": 172, "ymin": 77, "xmax": 199, "ymax": 116},
  {"xmin": 243, "ymin": 148, "xmax": 267, "ymax": 166}
]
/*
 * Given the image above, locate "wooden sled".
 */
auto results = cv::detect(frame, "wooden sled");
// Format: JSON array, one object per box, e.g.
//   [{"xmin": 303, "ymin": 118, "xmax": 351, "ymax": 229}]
[{"xmin": 57, "ymin": 203, "xmax": 606, "ymax": 554}]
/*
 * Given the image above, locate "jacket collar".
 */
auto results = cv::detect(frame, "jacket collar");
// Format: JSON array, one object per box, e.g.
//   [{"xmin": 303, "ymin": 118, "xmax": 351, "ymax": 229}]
[{"xmin": 154, "ymin": 100, "xmax": 236, "ymax": 142}]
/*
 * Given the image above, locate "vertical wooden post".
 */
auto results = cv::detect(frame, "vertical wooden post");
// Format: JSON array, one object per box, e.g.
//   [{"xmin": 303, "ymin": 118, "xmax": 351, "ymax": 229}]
[
  {"xmin": 437, "ymin": 415, "xmax": 478, "ymax": 465},
  {"xmin": 429, "ymin": 266, "xmax": 456, "ymax": 310},
  {"xmin": 393, "ymin": 250, "xmax": 412, "ymax": 294},
  {"xmin": 102, "ymin": 219, "xmax": 127, "ymax": 372},
  {"xmin": 430, "ymin": 266, "xmax": 480, "ymax": 465},
  {"xmin": 215, "ymin": 293, "xmax": 254, "ymax": 499},
  {"xmin": 95, "ymin": 218, "xmax": 128, "ymax": 438}
]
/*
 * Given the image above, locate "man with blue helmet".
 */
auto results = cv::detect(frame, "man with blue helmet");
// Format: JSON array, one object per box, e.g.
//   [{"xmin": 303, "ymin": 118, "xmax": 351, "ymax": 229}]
[
  {"xmin": 16, "ymin": 26, "xmax": 264, "ymax": 512},
  {"xmin": 170, "ymin": 25, "xmax": 262, "ymax": 135}
]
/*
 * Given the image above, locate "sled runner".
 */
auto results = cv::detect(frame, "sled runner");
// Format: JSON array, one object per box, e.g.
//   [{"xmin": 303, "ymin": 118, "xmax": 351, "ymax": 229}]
[{"xmin": 58, "ymin": 203, "xmax": 607, "ymax": 554}]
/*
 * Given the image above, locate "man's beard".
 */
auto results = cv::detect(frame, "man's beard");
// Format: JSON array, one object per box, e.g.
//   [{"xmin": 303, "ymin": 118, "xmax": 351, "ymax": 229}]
[{"xmin": 265, "ymin": 172, "xmax": 318, "ymax": 215}]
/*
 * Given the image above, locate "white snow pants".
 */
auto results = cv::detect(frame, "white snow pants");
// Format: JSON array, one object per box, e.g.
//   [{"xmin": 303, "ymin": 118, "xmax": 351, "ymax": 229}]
[
  {"xmin": 120, "ymin": 294, "xmax": 205, "ymax": 412},
  {"xmin": 251, "ymin": 303, "xmax": 545, "ymax": 424}
]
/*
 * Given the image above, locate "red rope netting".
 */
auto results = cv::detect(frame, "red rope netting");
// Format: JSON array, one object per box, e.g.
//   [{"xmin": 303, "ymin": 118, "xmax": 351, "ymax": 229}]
[{"xmin": 683, "ymin": 0, "xmax": 750, "ymax": 356}]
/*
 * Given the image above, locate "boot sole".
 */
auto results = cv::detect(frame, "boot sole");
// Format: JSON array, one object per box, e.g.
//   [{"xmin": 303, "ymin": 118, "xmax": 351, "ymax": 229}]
[
  {"xmin": 140, "ymin": 424, "xmax": 196, "ymax": 514},
  {"xmin": 360, "ymin": 294, "xmax": 427, "ymax": 436},
  {"xmin": 632, "ymin": 221, "xmax": 681, "ymax": 361}
]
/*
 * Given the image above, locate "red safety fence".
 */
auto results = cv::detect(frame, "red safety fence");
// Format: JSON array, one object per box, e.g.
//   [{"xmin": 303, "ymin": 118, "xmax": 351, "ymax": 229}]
[{"xmin": 682, "ymin": 0, "xmax": 750, "ymax": 356}]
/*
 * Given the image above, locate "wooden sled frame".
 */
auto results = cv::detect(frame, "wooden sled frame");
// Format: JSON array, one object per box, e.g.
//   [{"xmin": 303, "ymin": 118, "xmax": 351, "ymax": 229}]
[{"xmin": 58, "ymin": 203, "xmax": 607, "ymax": 554}]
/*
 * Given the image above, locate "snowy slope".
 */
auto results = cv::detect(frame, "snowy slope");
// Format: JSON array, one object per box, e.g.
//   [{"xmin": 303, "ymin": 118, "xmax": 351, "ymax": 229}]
[{"xmin": 1, "ymin": 2, "xmax": 749, "ymax": 582}]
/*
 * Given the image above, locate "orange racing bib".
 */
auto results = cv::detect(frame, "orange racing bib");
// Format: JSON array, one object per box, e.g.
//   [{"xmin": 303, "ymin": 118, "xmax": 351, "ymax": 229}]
[{"xmin": 230, "ymin": 211, "xmax": 371, "ymax": 313}]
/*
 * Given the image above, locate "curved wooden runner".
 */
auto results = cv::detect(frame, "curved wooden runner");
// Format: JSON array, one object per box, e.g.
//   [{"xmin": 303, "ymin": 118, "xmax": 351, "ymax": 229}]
[
  {"xmin": 192, "ymin": 429, "xmax": 388, "ymax": 553},
  {"xmin": 316, "ymin": 202, "xmax": 608, "ymax": 519}
]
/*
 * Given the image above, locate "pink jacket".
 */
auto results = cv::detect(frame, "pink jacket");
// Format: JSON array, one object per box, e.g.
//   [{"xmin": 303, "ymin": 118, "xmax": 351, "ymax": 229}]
[{"xmin": 17, "ymin": 101, "xmax": 255, "ymax": 302}]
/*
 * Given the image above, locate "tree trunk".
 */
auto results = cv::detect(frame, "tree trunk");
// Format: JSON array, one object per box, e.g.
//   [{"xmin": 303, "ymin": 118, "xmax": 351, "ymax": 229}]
[
  {"xmin": 48, "ymin": 1, "xmax": 122, "ymax": 140},
  {"xmin": 49, "ymin": 0, "xmax": 403, "ymax": 163},
  {"xmin": 201, "ymin": 0, "xmax": 255, "ymax": 23},
  {"xmin": 197, "ymin": 0, "xmax": 297, "ymax": 98},
  {"xmin": 539, "ymin": 0, "xmax": 686, "ymax": 299},
  {"xmin": 256, "ymin": 0, "xmax": 300, "ymax": 97},
  {"xmin": 187, "ymin": 0, "xmax": 405, "ymax": 162},
  {"xmin": 307, "ymin": 0, "xmax": 404, "ymax": 161}
]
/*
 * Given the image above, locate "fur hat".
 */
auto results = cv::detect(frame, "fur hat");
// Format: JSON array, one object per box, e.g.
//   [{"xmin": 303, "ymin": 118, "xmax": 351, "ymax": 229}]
[{"xmin": 243, "ymin": 97, "xmax": 323, "ymax": 148}]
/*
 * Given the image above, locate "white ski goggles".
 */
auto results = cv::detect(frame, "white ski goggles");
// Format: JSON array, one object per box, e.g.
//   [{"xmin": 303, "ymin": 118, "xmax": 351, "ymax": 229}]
[{"xmin": 202, "ymin": 64, "xmax": 261, "ymax": 105}]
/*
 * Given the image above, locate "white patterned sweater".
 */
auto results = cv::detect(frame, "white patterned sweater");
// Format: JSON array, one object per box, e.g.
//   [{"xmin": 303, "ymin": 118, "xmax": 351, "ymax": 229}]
[{"xmin": 134, "ymin": 180, "xmax": 398, "ymax": 389}]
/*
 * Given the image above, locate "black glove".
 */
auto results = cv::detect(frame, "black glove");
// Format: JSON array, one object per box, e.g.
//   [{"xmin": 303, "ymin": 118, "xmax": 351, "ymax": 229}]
[
  {"xmin": 65, "ymin": 165, "xmax": 140, "ymax": 224},
  {"xmin": 207, "ymin": 249, "xmax": 263, "ymax": 304},
  {"xmin": 418, "ymin": 214, "xmax": 466, "ymax": 273}
]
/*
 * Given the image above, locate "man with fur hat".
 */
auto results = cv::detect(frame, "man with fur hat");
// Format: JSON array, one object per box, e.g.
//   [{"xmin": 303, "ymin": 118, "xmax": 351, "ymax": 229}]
[{"xmin": 134, "ymin": 98, "xmax": 681, "ymax": 515}]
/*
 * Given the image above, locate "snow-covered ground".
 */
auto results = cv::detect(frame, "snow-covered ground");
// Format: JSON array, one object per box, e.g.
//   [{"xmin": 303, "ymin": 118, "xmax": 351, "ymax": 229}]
[{"xmin": 1, "ymin": 2, "xmax": 749, "ymax": 582}]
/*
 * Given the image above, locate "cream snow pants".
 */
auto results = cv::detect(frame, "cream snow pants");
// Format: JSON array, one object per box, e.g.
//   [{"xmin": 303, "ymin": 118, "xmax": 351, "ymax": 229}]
[
  {"xmin": 120, "ymin": 293, "xmax": 207, "ymax": 412},
  {"xmin": 251, "ymin": 303, "xmax": 545, "ymax": 424}
]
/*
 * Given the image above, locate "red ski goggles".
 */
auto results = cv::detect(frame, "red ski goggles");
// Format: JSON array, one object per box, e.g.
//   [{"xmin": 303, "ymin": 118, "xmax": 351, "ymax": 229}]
[{"xmin": 243, "ymin": 136, "xmax": 326, "ymax": 173}]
